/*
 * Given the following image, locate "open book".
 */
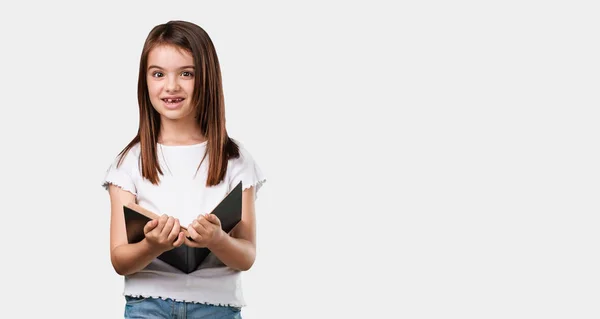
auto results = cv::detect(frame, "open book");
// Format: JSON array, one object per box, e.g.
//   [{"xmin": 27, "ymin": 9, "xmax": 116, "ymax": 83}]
[{"xmin": 123, "ymin": 181, "xmax": 243, "ymax": 274}]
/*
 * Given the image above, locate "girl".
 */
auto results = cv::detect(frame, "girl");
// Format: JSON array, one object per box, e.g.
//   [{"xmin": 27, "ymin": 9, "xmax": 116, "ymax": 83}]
[{"xmin": 102, "ymin": 20, "xmax": 266, "ymax": 318}]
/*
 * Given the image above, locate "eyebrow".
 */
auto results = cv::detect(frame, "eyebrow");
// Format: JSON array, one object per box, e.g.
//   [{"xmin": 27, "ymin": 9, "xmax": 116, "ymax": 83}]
[{"xmin": 147, "ymin": 65, "xmax": 195, "ymax": 70}]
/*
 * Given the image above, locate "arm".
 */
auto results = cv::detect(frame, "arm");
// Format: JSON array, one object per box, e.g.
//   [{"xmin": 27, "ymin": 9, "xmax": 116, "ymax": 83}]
[
  {"xmin": 108, "ymin": 185, "xmax": 184, "ymax": 275},
  {"xmin": 186, "ymin": 186, "xmax": 257, "ymax": 271}
]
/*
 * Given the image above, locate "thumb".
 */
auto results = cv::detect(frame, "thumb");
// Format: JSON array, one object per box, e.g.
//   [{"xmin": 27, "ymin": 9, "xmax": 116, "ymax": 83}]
[{"xmin": 144, "ymin": 219, "xmax": 157, "ymax": 234}]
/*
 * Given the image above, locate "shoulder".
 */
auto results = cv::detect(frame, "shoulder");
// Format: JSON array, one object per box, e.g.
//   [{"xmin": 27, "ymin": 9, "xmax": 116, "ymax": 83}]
[
  {"xmin": 229, "ymin": 138, "xmax": 256, "ymax": 167},
  {"xmin": 102, "ymin": 141, "xmax": 141, "ymax": 194},
  {"xmin": 122, "ymin": 142, "xmax": 142, "ymax": 159},
  {"xmin": 227, "ymin": 138, "xmax": 266, "ymax": 194},
  {"xmin": 104, "ymin": 141, "xmax": 143, "ymax": 177},
  {"xmin": 114, "ymin": 142, "xmax": 142, "ymax": 168}
]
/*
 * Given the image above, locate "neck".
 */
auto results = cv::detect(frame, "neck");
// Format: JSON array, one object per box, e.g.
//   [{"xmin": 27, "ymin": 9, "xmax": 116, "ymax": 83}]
[{"xmin": 158, "ymin": 116, "xmax": 206, "ymax": 146}]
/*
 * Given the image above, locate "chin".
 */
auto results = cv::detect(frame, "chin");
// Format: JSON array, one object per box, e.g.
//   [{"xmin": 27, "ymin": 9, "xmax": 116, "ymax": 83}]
[
  {"xmin": 152, "ymin": 102, "xmax": 194, "ymax": 121},
  {"xmin": 159, "ymin": 109, "xmax": 193, "ymax": 121}
]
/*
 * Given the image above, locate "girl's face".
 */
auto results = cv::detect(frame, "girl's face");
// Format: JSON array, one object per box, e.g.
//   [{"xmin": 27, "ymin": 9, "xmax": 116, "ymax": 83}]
[{"xmin": 146, "ymin": 44, "xmax": 196, "ymax": 122}]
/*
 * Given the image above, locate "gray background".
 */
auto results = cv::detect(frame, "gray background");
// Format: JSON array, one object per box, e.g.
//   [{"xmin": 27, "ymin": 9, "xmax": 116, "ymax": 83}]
[{"xmin": 0, "ymin": 1, "xmax": 598, "ymax": 318}]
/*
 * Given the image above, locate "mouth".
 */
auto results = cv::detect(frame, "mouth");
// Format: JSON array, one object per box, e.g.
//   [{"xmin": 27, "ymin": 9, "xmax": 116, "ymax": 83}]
[
  {"xmin": 162, "ymin": 98, "xmax": 185, "ymax": 104},
  {"xmin": 161, "ymin": 97, "xmax": 185, "ymax": 109}
]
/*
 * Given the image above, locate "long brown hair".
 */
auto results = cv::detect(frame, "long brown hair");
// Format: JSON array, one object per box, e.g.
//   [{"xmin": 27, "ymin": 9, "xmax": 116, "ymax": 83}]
[{"xmin": 117, "ymin": 20, "xmax": 239, "ymax": 187}]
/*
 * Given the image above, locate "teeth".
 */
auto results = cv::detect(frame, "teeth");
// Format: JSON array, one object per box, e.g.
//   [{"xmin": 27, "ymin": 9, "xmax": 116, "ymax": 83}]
[{"xmin": 164, "ymin": 98, "xmax": 183, "ymax": 103}]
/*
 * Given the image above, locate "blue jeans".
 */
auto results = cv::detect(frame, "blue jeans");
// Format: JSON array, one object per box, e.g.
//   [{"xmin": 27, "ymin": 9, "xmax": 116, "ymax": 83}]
[{"xmin": 124, "ymin": 295, "xmax": 242, "ymax": 318}]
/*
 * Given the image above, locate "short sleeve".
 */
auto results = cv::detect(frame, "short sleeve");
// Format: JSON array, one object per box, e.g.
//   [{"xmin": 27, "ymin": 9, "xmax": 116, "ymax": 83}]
[
  {"xmin": 229, "ymin": 144, "xmax": 266, "ymax": 199},
  {"xmin": 102, "ymin": 150, "xmax": 138, "ymax": 196}
]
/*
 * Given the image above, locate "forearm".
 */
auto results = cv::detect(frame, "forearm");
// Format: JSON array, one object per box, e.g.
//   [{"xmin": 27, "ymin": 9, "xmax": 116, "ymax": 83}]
[
  {"xmin": 111, "ymin": 239, "xmax": 163, "ymax": 276},
  {"xmin": 209, "ymin": 236, "xmax": 256, "ymax": 271}
]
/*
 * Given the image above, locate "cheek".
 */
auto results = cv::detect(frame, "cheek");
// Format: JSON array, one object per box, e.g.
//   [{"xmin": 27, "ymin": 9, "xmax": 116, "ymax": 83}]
[
  {"xmin": 147, "ymin": 81, "xmax": 162, "ymax": 97},
  {"xmin": 183, "ymin": 81, "xmax": 195, "ymax": 95}
]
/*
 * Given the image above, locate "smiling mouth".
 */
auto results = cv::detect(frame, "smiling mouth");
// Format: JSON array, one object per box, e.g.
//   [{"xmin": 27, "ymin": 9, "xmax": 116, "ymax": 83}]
[{"xmin": 162, "ymin": 98, "xmax": 184, "ymax": 104}]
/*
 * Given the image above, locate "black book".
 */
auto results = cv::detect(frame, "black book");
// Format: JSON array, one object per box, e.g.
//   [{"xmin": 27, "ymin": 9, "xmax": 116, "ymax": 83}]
[{"xmin": 123, "ymin": 181, "xmax": 243, "ymax": 273}]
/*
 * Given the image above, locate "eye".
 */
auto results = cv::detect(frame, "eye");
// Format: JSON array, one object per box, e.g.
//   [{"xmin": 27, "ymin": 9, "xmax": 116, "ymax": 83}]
[
  {"xmin": 151, "ymin": 71, "xmax": 164, "ymax": 78},
  {"xmin": 181, "ymin": 71, "xmax": 194, "ymax": 77}
]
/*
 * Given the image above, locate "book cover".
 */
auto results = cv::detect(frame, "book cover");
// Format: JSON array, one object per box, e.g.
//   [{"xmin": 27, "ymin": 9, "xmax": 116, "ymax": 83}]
[{"xmin": 123, "ymin": 181, "xmax": 243, "ymax": 274}]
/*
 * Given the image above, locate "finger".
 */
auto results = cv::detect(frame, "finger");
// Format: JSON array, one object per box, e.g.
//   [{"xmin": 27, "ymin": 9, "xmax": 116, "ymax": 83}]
[
  {"xmin": 161, "ymin": 216, "xmax": 175, "ymax": 238},
  {"xmin": 187, "ymin": 223, "xmax": 203, "ymax": 242},
  {"xmin": 182, "ymin": 228, "xmax": 191, "ymax": 239},
  {"xmin": 172, "ymin": 232, "xmax": 185, "ymax": 247},
  {"xmin": 206, "ymin": 214, "xmax": 221, "ymax": 226},
  {"xmin": 155, "ymin": 214, "xmax": 168, "ymax": 234},
  {"xmin": 192, "ymin": 219, "xmax": 208, "ymax": 235},
  {"xmin": 168, "ymin": 218, "xmax": 180, "ymax": 242},
  {"xmin": 143, "ymin": 219, "xmax": 158, "ymax": 234},
  {"xmin": 198, "ymin": 217, "xmax": 213, "ymax": 230}
]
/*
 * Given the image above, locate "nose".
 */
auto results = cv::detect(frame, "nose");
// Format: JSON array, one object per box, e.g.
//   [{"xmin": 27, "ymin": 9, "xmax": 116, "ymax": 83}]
[{"xmin": 165, "ymin": 75, "xmax": 180, "ymax": 93}]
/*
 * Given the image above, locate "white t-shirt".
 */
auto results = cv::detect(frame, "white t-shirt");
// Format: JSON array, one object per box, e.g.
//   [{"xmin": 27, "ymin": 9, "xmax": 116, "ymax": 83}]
[{"xmin": 101, "ymin": 139, "xmax": 266, "ymax": 307}]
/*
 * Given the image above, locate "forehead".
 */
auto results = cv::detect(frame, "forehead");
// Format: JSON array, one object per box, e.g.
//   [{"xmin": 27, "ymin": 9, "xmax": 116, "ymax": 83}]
[{"xmin": 147, "ymin": 44, "xmax": 194, "ymax": 69}]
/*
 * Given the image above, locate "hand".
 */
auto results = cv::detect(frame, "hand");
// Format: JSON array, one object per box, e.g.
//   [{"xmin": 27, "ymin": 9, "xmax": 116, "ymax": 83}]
[
  {"xmin": 185, "ymin": 214, "xmax": 225, "ymax": 249},
  {"xmin": 143, "ymin": 214, "xmax": 185, "ymax": 252}
]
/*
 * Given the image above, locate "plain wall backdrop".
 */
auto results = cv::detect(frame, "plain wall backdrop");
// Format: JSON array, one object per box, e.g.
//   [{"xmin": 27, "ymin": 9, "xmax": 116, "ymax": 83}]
[{"xmin": 0, "ymin": 1, "xmax": 598, "ymax": 318}]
